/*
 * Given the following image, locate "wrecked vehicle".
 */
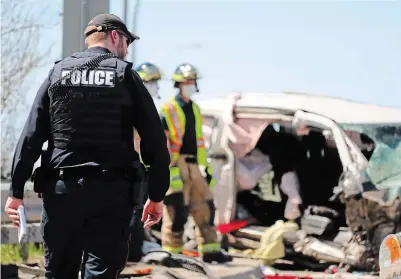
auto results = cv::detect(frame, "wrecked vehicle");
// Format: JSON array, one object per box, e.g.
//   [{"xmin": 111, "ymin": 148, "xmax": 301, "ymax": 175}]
[{"xmin": 183, "ymin": 92, "xmax": 401, "ymax": 272}]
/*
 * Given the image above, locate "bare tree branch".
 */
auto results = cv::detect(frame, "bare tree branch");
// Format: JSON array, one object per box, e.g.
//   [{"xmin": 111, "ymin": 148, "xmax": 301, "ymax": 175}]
[
  {"xmin": 0, "ymin": 0, "xmax": 59, "ymax": 177},
  {"xmin": 1, "ymin": 24, "xmax": 45, "ymax": 36}
]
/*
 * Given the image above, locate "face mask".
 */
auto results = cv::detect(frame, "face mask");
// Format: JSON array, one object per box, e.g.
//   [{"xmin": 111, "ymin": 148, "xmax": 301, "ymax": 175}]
[
  {"xmin": 181, "ymin": 84, "xmax": 197, "ymax": 98},
  {"xmin": 144, "ymin": 82, "xmax": 159, "ymax": 98}
]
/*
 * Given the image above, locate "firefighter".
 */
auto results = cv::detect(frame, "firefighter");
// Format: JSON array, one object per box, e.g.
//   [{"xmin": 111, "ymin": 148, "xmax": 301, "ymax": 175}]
[
  {"xmin": 135, "ymin": 62, "xmax": 162, "ymax": 99},
  {"xmin": 133, "ymin": 61, "xmax": 163, "ymax": 150},
  {"xmin": 128, "ymin": 61, "xmax": 163, "ymax": 262},
  {"xmin": 159, "ymin": 62, "xmax": 232, "ymax": 263}
]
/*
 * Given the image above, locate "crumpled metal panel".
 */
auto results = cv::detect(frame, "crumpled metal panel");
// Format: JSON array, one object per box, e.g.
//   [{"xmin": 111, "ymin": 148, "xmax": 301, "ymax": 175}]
[{"xmin": 343, "ymin": 195, "xmax": 401, "ymax": 271}]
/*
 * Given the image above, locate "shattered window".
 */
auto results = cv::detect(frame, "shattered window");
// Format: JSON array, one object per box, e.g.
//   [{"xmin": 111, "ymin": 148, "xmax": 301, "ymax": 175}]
[{"xmin": 342, "ymin": 123, "xmax": 401, "ymax": 191}]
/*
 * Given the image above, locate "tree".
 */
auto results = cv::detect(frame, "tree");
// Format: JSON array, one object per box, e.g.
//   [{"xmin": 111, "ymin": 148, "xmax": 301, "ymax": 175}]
[{"xmin": 0, "ymin": 0, "xmax": 59, "ymax": 178}]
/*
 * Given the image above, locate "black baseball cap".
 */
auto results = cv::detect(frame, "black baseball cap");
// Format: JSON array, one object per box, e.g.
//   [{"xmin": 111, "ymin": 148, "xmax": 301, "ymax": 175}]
[{"xmin": 85, "ymin": 13, "xmax": 140, "ymax": 44}]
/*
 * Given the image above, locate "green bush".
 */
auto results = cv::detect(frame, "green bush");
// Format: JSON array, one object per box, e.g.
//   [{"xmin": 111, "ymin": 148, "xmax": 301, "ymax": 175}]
[{"xmin": 1, "ymin": 243, "xmax": 44, "ymax": 264}]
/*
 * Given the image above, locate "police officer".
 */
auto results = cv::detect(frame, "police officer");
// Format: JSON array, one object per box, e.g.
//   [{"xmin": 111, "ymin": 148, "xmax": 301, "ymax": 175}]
[
  {"xmin": 4, "ymin": 13, "xmax": 170, "ymax": 279},
  {"xmin": 159, "ymin": 63, "xmax": 232, "ymax": 263},
  {"xmin": 128, "ymin": 61, "xmax": 163, "ymax": 262}
]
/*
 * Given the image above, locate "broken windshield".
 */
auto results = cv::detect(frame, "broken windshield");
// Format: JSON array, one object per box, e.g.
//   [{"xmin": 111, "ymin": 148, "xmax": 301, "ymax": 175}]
[{"xmin": 342, "ymin": 123, "xmax": 401, "ymax": 191}]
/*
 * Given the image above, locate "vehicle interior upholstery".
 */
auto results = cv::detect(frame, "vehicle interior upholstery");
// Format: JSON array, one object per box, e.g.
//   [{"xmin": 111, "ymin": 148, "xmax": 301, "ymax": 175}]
[{"xmin": 236, "ymin": 122, "xmax": 366, "ymax": 227}]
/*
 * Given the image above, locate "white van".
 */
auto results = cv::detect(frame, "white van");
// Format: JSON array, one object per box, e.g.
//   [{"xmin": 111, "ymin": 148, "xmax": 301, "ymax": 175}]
[{"xmin": 196, "ymin": 92, "xmax": 401, "ymax": 271}]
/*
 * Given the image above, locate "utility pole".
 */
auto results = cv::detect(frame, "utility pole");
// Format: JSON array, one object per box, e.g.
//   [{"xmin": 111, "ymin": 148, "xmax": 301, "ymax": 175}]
[
  {"xmin": 122, "ymin": 0, "xmax": 128, "ymax": 22},
  {"xmin": 63, "ymin": 0, "xmax": 109, "ymax": 58},
  {"xmin": 80, "ymin": 0, "xmax": 89, "ymax": 51},
  {"xmin": 131, "ymin": 0, "xmax": 141, "ymax": 66}
]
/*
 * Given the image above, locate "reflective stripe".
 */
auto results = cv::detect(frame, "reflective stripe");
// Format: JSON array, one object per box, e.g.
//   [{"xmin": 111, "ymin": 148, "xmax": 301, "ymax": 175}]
[
  {"xmin": 170, "ymin": 144, "xmax": 181, "ymax": 153},
  {"xmin": 162, "ymin": 103, "xmax": 181, "ymax": 140},
  {"xmin": 162, "ymin": 101, "xmax": 185, "ymax": 165},
  {"xmin": 198, "ymin": 243, "xmax": 221, "ymax": 253},
  {"xmin": 171, "ymin": 153, "xmax": 180, "ymax": 164},
  {"xmin": 162, "ymin": 245, "xmax": 183, "ymax": 254},
  {"xmin": 192, "ymin": 104, "xmax": 208, "ymax": 166},
  {"xmin": 170, "ymin": 166, "xmax": 183, "ymax": 190},
  {"xmin": 171, "ymin": 102, "xmax": 185, "ymax": 133},
  {"xmin": 170, "ymin": 143, "xmax": 181, "ymax": 163}
]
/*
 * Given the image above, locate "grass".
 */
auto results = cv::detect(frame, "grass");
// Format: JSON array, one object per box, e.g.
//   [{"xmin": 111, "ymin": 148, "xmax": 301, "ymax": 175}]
[{"xmin": 1, "ymin": 243, "xmax": 44, "ymax": 264}]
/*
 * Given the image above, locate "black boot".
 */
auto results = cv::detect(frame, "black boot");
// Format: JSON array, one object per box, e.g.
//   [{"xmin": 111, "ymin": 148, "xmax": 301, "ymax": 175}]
[{"xmin": 202, "ymin": 251, "xmax": 233, "ymax": 263}]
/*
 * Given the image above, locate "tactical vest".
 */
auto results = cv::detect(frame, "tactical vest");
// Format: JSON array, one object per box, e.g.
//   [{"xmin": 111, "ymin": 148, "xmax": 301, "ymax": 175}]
[
  {"xmin": 160, "ymin": 98, "xmax": 215, "ymax": 190},
  {"xmin": 49, "ymin": 52, "xmax": 133, "ymax": 153}
]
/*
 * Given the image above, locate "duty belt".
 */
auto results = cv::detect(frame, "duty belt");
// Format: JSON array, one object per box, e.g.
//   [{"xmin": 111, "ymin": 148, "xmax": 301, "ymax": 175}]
[{"xmin": 50, "ymin": 167, "xmax": 127, "ymax": 181}]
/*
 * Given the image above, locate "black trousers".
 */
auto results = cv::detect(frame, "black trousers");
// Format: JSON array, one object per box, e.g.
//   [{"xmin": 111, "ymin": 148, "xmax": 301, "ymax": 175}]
[
  {"xmin": 41, "ymin": 175, "xmax": 133, "ymax": 279},
  {"xmin": 127, "ymin": 208, "xmax": 145, "ymax": 262},
  {"xmin": 127, "ymin": 186, "xmax": 148, "ymax": 262}
]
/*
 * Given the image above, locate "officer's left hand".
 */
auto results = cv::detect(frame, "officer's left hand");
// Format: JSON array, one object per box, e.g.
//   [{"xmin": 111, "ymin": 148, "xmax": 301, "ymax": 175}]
[
  {"xmin": 141, "ymin": 199, "xmax": 163, "ymax": 228},
  {"xmin": 4, "ymin": 197, "xmax": 24, "ymax": 227}
]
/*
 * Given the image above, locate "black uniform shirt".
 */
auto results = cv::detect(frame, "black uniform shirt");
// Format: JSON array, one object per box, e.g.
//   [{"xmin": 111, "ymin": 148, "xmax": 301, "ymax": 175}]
[
  {"xmin": 9, "ymin": 47, "xmax": 170, "ymax": 203},
  {"xmin": 161, "ymin": 94, "xmax": 197, "ymax": 156}
]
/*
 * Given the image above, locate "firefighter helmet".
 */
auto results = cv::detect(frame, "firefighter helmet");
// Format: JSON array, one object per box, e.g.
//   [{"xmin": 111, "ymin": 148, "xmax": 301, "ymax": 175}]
[
  {"xmin": 172, "ymin": 63, "xmax": 201, "ymax": 92},
  {"xmin": 172, "ymin": 63, "xmax": 200, "ymax": 82},
  {"xmin": 135, "ymin": 62, "xmax": 162, "ymax": 82}
]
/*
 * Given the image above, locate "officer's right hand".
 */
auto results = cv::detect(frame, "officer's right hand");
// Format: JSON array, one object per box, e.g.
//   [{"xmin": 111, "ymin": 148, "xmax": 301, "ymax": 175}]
[
  {"xmin": 141, "ymin": 199, "xmax": 163, "ymax": 228},
  {"xmin": 4, "ymin": 196, "xmax": 24, "ymax": 227}
]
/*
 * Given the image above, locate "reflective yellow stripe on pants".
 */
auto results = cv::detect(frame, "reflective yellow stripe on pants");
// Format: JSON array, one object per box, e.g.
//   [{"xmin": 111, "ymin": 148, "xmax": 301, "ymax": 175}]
[
  {"xmin": 198, "ymin": 243, "xmax": 221, "ymax": 254},
  {"xmin": 162, "ymin": 243, "xmax": 221, "ymax": 254},
  {"xmin": 162, "ymin": 245, "xmax": 183, "ymax": 254},
  {"xmin": 170, "ymin": 166, "xmax": 183, "ymax": 191}
]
